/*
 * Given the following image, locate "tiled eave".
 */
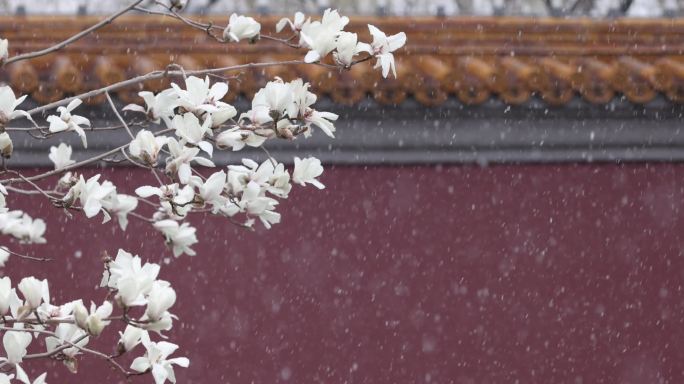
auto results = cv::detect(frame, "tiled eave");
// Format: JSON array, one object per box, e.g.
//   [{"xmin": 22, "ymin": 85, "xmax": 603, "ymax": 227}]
[{"xmin": 3, "ymin": 16, "xmax": 684, "ymax": 107}]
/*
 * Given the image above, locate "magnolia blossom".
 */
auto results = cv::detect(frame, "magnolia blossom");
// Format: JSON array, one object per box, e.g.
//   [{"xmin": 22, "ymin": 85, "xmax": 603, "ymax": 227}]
[
  {"xmin": 250, "ymin": 78, "xmax": 293, "ymax": 119},
  {"xmin": 47, "ymin": 99, "xmax": 91, "ymax": 147},
  {"xmin": 118, "ymin": 325, "xmax": 146, "ymax": 353},
  {"xmin": 102, "ymin": 193, "xmax": 138, "ymax": 231},
  {"xmin": 0, "ymin": 132, "xmax": 12, "ymax": 158},
  {"xmin": 223, "ymin": 13, "xmax": 261, "ymax": 43},
  {"xmin": 18, "ymin": 372, "xmax": 47, "ymax": 384},
  {"xmin": 171, "ymin": 113, "xmax": 213, "ymax": 156},
  {"xmin": 224, "ymin": 181, "xmax": 281, "ymax": 228},
  {"xmin": 287, "ymin": 79, "xmax": 337, "ymax": 138},
  {"xmin": 293, "ymin": 156, "xmax": 325, "ymax": 189},
  {"xmin": 101, "ymin": 249, "xmax": 160, "ymax": 307},
  {"xmin": 153, "ymin": 220, "xmax": 197, "ymax": 257},
  {"xmin": 0, "ymin": 277, "xmax": 19, "ymax": 315},
  {"xmin": 363, "ymin": 24, "xmax": 407, "ymax": 78},
  {"xmin": 123, "ymin": 90, "xmax": 178, "ymax": 124},
  {"xmin": 276, "ymin": 12, "xmax": 308, "ymax": 33},
  {"xmin": 0, "ymin": 184, "xmax": 7, "ymax": 214},
  {"xmin": 145, "ymin": 281, "xmax": 176, "ymax": 322},
  {"xmin": 45, "ymin": 322, "xmax": 89, "ymax": 363},
  {"xmin": 170, "ymin": 76, "xmax": 236, "ymax": 127},
  {"xmin": 0, "ymin": 248, "xmax": 8, "ymax": 268},
  {"xmin": 165, "ymin": 138, "xmax": 215, "ymax": 184},
  {"xmin": 48, "ymin": 143, "xmax": 75, "ymax": 169},
  {"xmin": 0, "ymin": 86, "xmax": 31, "ymax": 126},
  {"xmin": 131, "ymin": 333, "xmax": 189, "ymax": 384},
  {"xmin": 215, "ymin": 128, "xmax": 267, "ymax": 151},
  {"xmin": 301, "ymin": 9, "xmax": 349, "ymax": 63},
  {"xmin": 64, "ymin": 174, "xmax": 116, "ymax": 220},
  {"xmin": 191, "ymin": 171, "xmax": 227, "ymax": 212},
  {"xmin": 129, "ymin": 130, "xmax": 168, "ymax": 165},
  {"xmin": 18, "ymin": 277, "xmax": 49, "ymax": 310},
  {"xmin": 0, "ymin": 39, "xmax": 8, "ymax": 63},
  {"xmin": 0, "ymin": 212, "xmax": 47, "ymax": 244},
  {"xmin": 334, "ymin": 31, "xmax": 365, "ymax": 67},
  {"xmin": 73, "ymin": 301, "xmax": 112, "ymax": 336},
  {"xmin": 2, "ymin": 327, "xmax": 31, "ymax": 363}
]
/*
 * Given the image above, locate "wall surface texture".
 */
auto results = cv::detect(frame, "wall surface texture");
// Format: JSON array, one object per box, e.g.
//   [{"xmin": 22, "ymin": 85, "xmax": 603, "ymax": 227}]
[{"xmin": 5, "ymin": 164, "xmax": 684, "ymax": 383}]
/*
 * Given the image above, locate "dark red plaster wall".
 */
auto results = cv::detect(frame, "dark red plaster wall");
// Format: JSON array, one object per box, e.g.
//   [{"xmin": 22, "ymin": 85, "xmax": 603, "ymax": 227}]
[{"xmin": 4, "ymin": 164, "xmax": 684, "ymax": 383}]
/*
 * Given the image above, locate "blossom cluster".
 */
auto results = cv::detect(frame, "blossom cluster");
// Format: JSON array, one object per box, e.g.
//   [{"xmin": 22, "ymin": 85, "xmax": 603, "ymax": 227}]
[
  {"xmin": 226, "ymin": 8, "xmax": 406, "ymax": 78},
  {"xmin": 0, "ymin": 250, "xmax": 186, "ymax": 384}
]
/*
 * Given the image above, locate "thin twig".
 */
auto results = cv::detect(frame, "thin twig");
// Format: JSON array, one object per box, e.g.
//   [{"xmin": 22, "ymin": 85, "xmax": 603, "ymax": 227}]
[
  {"xmin": 105, "ymin": 91, "xmax": 135, "ymax": 140},
  {"xmin": 4, "ymin": 0, "xmax": 144, "ymax": 65},
  {"xmin": 0, "ymin": 246, "xmax": 51, "ymax": 262}
]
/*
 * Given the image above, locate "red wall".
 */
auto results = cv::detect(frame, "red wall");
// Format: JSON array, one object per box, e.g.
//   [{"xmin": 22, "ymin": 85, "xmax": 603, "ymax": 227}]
[{"xmin": 5, "ymin": 164, "xmax": 684, "ymax": 383}]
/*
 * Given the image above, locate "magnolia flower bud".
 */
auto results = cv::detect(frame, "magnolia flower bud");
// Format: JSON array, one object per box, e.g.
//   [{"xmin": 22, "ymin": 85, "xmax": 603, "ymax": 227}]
[
  {"xmin": 17, "ymin": 277, "xmax": 48, "ymax": 310},
  {"xmin": 0, "ymin": 132, "xmax": 13, "ymax": 158},
  {"xmin": 73, "ymin": 302, "xmax": 88, "ymax": 330}
]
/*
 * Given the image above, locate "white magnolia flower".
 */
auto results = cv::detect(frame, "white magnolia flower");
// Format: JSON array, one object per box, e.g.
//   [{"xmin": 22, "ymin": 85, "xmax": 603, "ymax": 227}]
[
  {"xmin": 276, "ymin": 12, "xmax": 308, "ymax": 33},
  {"xmin": 171, "ymin": 113, "xmax": 213, "ymax": 156},
  {"xmin": 0, "ymin": 86, "xmax": 31, "ymax": 126},
  {"xmin": 145, "ymin": 281, "xmax": 176, "ymax": 322},
  {"xmin": 65, "ymin": 174, "xmax": 116, "ymax": 220},
  {"xmin": 165, "ymin": 138, "xmax": 215, "ymax": 184},
  {"xmin": 101, "ymin": 249, "xmax": 160, "ymax": 307},
  {"xmin": 129, "ymin": 130, "xmax": 168, "ymax": 165},
  {"xmin": 334, "ymin": 31, "xmax": 365, "ymax": 67},
  {"xmin": 102, "ymin": 193, "xmax": 138, "ymax": 231},
  {"xmin": 0, "ymin": 184, "xmax": 6, "ymax": 214},
  {"xmin": 45, "ymin": 323, "xmax": 88, "ymax": 359},
  {"xmin": 300, "ymin": 9, "xmax": 349, "ymax": 63},
  {"xmin": 221, "ymin": 176, "xmax": 281, "ymax": 229},
  {"xmin": 2, "ymin": 328, "xmax": 31, "ymax": 363},
  {"xmin": 0, "ymin": 39, "xmax": 8, "ymax": 63},
  {"xmin": 18, "ymin": 277, "xmax": 49, "ymax": 310},
  {"xmin": 48, "ymin": 143, "xmax": 75, "ymax": 169},
  {"xmin": 130, "ymin": 333, "xmax": 189, "ymax": 384},
  {"xmin": 170, "ymin": 76, "xmax": 236, "ymax": 127},
  {"xmin": 215, "ymin": 128, "xmax": 267, "ymax": 151},
  {"xmin": 0, "ymin": 212, "xmax": 46, "ymax": 244},
  {"xmin": 18, "ymin": 372, "xmax": 47, "ymax": 384},
  {"xmin": 46, "ymin": 99, "xmax": 91, "ymax": 147},
  {"xmin": 0, "ymin": 248, "xmax": 8, "ymax": 268},
  {"xmin": 0, "ymin": 373, "xmax": 12, "ymax": 384},
  {"xmin": 139, "ymin": 312, "xmax": 175, "ymax": 335},
  {"xmin": 153, "ymin": 220, "xmax": 198, "ymax": 257},
  {"xmin": 287, "ymin": 79, "xmax": 337, "ymax": 138},
  {"xmin": 118, "ymin": 325, "xmax": 146, "ymax": 353},
  {"xmin": 0, "ymin": 132, "xmax": 11, "ymax": 158},
  {"xmin": 74, "ymin": 301, "xmax": 112, "ymax": 336},
  {"xmin": 250, "ymin": 78, "xmax": 292, "ymax": 120},
  {"xmin": 195, "ymin": 171, "xmax": 226, "ymax": 211},
  {"xmin": 0, "ymin": 277, "xmax": 19, "ymax": 315},
  {"xmin": 363, "ymin": 24, "xmax": 407, "ymax": 78},
  {"xmin": 223, "ymin": 13, "xmax": 261, "ymax": 43},
  {"xmin": 293, "ymin": 156, "xmax": 325, "ymax": 189},
  {"xmin": 123, "ymin": 90, "xmax": 178, "ymax": 124}
]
